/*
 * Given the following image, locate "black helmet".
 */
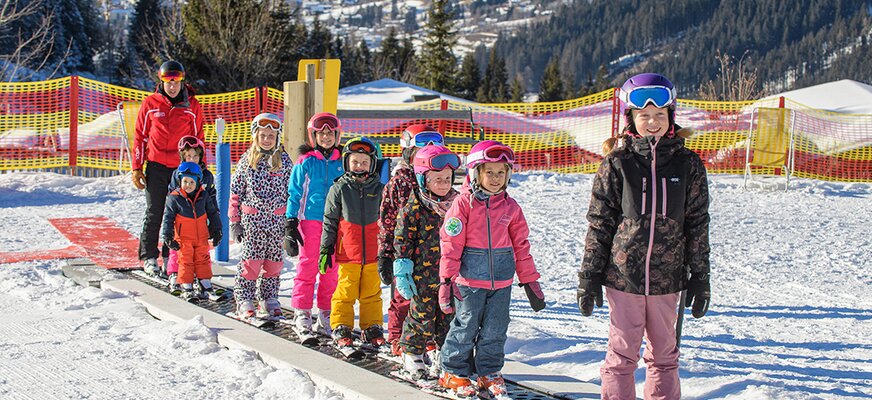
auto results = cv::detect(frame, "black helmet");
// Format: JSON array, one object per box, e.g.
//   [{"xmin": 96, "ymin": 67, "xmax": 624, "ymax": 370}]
[{"xmin": 158, "ymin": 60, "xmax": 185, "ymax": 82}]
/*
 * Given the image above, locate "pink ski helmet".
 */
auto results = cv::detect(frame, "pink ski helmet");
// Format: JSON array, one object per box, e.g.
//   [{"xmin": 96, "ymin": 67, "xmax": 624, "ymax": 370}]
[
  {"xmin": 306, "ymin": 112, "xmax": 341, "ymax": 148},
  {"xmin": 413, "ymin": 145, "xmax": 460, "ymax": 188},
  {"xmin": 466, "ymin": 140, "xmax": 515, "ymax": 191}
]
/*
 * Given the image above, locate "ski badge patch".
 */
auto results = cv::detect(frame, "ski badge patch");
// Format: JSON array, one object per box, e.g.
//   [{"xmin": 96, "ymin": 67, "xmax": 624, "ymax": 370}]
[{"xmin": 444, "ymin": 217, "xmax": 463, "ymax": 237}]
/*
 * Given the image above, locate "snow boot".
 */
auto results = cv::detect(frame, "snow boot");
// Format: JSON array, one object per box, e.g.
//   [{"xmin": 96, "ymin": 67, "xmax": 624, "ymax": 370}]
[
  {"xmin": 293, "ymin": 309, "xmax": 312, "ymax": 332},
  {"xmin": 313, "ymin": 309, "xmax": 331, "ymax": 336},
  {"xmin": 477, "ymin": 373, "xmax": 508, "ymax": 397},
  {"xmin": 439, "ymin": 372, "xmax": 477, "ymax": 397},
  {"xmin": 361, "ymin": 324, "xmax": 385, "ymax": 347},
  {"xmin": 402, "ymin": 352, "xmax": 427, "ymax": 380},
  {"xmin": 332, "ymin": 325, "xmax": 354, "ymax": 348}
]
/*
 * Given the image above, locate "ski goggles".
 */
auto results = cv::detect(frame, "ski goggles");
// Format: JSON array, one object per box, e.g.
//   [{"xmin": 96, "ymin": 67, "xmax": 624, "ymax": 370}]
[
  {"xmin": 255, "ymin": 117, "xmax": 282, "ymax": 131},
  {"xmin": 177, "ymin": 136, "xmax": 205, "ymax": 151},
  {"xmin": 621, "ymin": 85, "xmax": 676, "ymax": 109},
  {"xmin": 309, "ymin": 114, "xmax": 341, "ymax": 133},
  {"xmin": 468, "ymin": 144, "xmax": 515, "ymax": 165},
  {"xmin": 413, "ymin": 131, "xmax": 445, "ymax": 147},
  {"xmin": 346, "ymin": 139, "xmax": 376, "ymax": 154},
  {"xmin": 423, "ymin": 152, "xmax": 461, "ymax": 171},
  {"xmin": 159, "ymin": 70, "xmax": 185, "ymax": 82}
]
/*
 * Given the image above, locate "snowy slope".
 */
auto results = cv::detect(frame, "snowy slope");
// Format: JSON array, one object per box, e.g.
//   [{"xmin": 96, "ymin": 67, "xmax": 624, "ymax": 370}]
[{"xmin": 0, "ymin": 171, "xmax": 871, "ymax": 399}]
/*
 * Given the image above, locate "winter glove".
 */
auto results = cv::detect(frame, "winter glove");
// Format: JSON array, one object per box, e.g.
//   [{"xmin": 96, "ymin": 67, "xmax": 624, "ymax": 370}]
[
  {"xmin": 377, "ymin": 256, "xmax": 394, "ymax": 286},
  {"xmin": 131, "ymin": 169, "xmax": 146, "ymax": 190},
  {"xmin": 229, "ymin": 222, "xmax": 243, "ymax": 243},
  {"xmin": 438, "ymin": 278, "xmax": 463, "ymax": 314},
  {"xmin": 685, "ymin": 272, "xmax": 711, "ymax": 318},
  {"xmin": 318, "ymin": 251, "xmax": 334, "ymax": 275},
  {"xmin": 210, "ymin": 229, "xmax": 222, "ymax": 247},
  {"xmin": 393, "ymin": 258, "xmax": 417, "ymax": 300},
  {"xmin": 577, "ymin": 272, "xmax": 604, "ymax": 317},
  {"xmin": 520, "ymin": 281, "xmax": 546, "ymax": 312},
  {"xmin": 165, "ymin": 238, "xmax": 180, "ymax": 251},
  {"xmin": 283, "ymin": 218, "xmax": 304, "ymax": 257}
]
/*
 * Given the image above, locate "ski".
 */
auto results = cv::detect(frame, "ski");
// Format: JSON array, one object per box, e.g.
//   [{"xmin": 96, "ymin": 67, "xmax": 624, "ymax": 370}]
[
  {"xmin": 284, "ymin": 324, "xmax": 320, "ymax": 346},
  {"xmin": 225, "ymin": 311, "xmax": 275, "ymax": 328},
  {"xmin": 334, "ymin": 342, "xmax": 366, "ymax": 359}
]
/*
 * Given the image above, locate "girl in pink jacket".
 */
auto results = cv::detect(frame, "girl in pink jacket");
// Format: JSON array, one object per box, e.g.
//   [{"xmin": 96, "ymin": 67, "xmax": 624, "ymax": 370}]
[{"xmin": 437, "ymin": 141, "xmax": 546, "ymax": 398}]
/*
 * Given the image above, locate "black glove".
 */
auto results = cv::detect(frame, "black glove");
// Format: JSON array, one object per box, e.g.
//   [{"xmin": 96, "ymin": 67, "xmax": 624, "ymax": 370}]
[
  {"xmin": 520, "ymin": 281, "xmax": 546, "ymax": 312},
  {"xmin": 210, "ymin": 229, "xmax": 222, "ymax": 247},
  {"xmin": 377, "ymin": 256, "xmax": 394, "ymax": 286},
  {"xmin": 577, "ymin": 272, "xmax": 604, "ymax": 317},
  {"xmin": 283, "ymin": 218, "xmax": 304, "ymax": 257},
  {"xmin": 165, "ymin": 238, "xmax": 180, "ymax": 251},
  {"xmin": 229, "ymin": 222, "xmax": 243, "ymax": 243},
  {"xmin": 318, "ymin": 247, "xmax": 334, "ymax": 274},
  {"xmin": 685, "ymin": 272, "xmax": 711, "ymax": 318}
]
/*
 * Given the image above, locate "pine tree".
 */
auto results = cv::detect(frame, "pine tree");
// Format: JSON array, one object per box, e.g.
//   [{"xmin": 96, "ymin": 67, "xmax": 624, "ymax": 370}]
[
  {"xmin": 128, "ymin": 0, "xmax": 162, "ymax": 65},
  {"xmin": 403, "ymin": 7, "xmax": 418, "ymax": 33},
  {"xmin": 416, "ymin": 0, "xmax": 457, "ymax": 93},
  {"xmin": 455, "ymin": 53, "xmax": 481, "ymax": 101},
  {"xmin": 538, "ymin": 58, "xmax": 564, "ymax": 102},
  {"xmin": 479, "ymin": 47, "xmax": 507, "ymax": 102},
  {"xmin": 509, "ymin": 74, "xmax": 525, "ymax": 102},
  {"xmin": 376, "ymin": 27, "xmax": 402, "ymax": 80}
]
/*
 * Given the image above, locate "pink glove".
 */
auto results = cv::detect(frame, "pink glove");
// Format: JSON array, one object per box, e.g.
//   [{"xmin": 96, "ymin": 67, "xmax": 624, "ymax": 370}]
[{"xmin": 439, "ymin": 279, "xmax": 463, "ymax": 314}]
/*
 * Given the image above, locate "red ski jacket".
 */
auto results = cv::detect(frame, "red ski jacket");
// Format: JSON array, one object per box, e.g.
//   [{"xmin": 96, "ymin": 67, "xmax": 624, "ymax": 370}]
[{"xmin": 132, "ymin": 84, "xmax": 204, "ymax": 170}]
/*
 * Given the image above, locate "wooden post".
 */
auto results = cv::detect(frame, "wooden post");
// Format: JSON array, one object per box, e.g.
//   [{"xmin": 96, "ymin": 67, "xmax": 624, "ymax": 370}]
[{"xmin": 283, "ymin": 81, "xmax": 307, "ymax": 162}]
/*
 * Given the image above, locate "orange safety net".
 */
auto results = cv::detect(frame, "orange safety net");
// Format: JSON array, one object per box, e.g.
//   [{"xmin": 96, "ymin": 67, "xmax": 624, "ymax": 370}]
[{"xmin": 3, "ymin": 76, "xmax": 872, "ymax": 183}]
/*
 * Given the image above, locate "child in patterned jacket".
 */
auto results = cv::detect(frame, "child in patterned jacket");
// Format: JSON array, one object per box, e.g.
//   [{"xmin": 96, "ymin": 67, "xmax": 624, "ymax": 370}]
[
  {"xmin": 229, "ymin": 113, "xmax": 293, "ymax": 320},
  {"xmin": 393, "ymin": 145, "xmax": 460, "ymax": 379},
  {"xmin": 437, "ymin": 141, "xmax": 546, "ymax": 398}
]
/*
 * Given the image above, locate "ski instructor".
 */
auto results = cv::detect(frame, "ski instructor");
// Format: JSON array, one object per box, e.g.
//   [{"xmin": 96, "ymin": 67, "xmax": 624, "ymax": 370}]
[{"xmin": 131, "ymin": 60, "xmax": 205, "ymax": 276}]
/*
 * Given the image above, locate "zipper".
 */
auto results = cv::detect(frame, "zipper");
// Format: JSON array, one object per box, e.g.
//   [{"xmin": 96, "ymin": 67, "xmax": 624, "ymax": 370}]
[
  {"xmin": 485, "ymin": 198, "xmax": 495, "ymax": 290},
  {"xmin": 641, "ymin": 177, "xmax": 647, "ymax": 214},
  {"xmin": 188, "ymin": 190, "xmax": 201, "ymax": 241},
  {"xmin": 644, "ymin": 141, "xmax": 659, "ymax": 296},
  {"xmin": 661, "ymin": 178, "xmax": 667, "ymax": 216},
  {"xmin": 359, "ymin": 183, "xmax": 366, "ymax": 265}
]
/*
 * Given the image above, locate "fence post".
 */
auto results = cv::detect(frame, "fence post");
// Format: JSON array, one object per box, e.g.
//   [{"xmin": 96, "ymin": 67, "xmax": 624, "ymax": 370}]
[
  {"xmin": 610, "ymin": 87, "xmax": 620, "ymax": 138},
  {"xmin": 255, "ymin": 87, "xmax": 262, "ymax": 114},
  {"xmin": 69, "ymin": 75, "xmax": 79, "ymax": 175},
  {"xmin": 438, "ymin": 99, "xmax": 449, "ymax": 135}
]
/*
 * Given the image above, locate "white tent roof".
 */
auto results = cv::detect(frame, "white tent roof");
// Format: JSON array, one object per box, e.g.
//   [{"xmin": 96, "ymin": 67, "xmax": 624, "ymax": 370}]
[{"xmin": 767, "ymin": 79, "xmax": 872, "ymax": 114}]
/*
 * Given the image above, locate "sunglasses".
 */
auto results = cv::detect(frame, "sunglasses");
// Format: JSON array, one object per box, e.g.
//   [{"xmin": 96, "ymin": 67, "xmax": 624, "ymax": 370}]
[
  {"xmin": 177, "ymin": 136, "xmax": 204, "ymax": 151},
  {"xmin": 468, "ymin": 145, "xmax": 515, "ymax": 165},
  {"xmin": 413, "ymin": 131, "xmax": 445, "ymax": 147},
  {"xmin": 424, "ymin": 152, "xmax": 460, "ymax": 171},
  {"xmin": 622, "ymin": 86, "xmax": 676, "ymax": 109},
  {"xmin": 256, "ymin": 118, "xmax": 281, "ymax": 131},
  {"xmin": 311, "ymin": 115, "xmax": 340, "ymax": 132},
  {"xmin": 159, "ymin": 71, "xmax": 184, "ymax": 82}
]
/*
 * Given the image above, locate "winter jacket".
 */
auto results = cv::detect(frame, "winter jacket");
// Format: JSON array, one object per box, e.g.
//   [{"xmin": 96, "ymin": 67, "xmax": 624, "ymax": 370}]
[
  {"xmin": 169, "ymin": 166, "xmax": 217, "ymax": 213},
  {"xmin": 439, "ymin": 190, "xmax": 540, "ymax": 290},
  {"xmin": 321, "ymin": 172, "xmax": 384, "ymax": 265},
  {"xmin": 394, "ymin": 188, "xmax": 459, "ymax": 275},
  {"xmin": 161, "ymin": 177, "xmax": 222, "ymax": 245},
  {"xmin": 133, "ymin": 84, "xmax": 204, "ymax": 170},
  {"xmin": 286, "ymin": 144, "xmax": 344, "ymax": 221},
  {"xmin": 378, "ymin": 162, "xmax": 418, "ymax": 262},
  {"xmin": 581, "ymin": 131, "xmax": 710, "ymax": 296}
]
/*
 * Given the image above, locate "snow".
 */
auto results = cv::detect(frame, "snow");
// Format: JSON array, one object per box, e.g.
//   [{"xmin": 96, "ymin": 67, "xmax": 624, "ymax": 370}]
[
  {"xmin": 1, "ymin": 170, "xmax": 870, "ymax": 399},
  {"xmin": 762, "ymin": 79, "xmax": 872, "ymax": 114}
]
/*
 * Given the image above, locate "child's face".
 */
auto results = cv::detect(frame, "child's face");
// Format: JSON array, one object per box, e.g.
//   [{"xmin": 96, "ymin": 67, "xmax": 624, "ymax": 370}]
[
  {"xmin": 479, "ymin": 162, "xmax": 508, "ymax": 193},
  {"xmin": 348, "ymin": 153, "xmax": 371, "ymax": 176},
  {"xmin": 632, "ymin": 104, "xmax": 670, "ymax": 137},
  {"xmin": 256, "ymin": 127, "xmax": 278, "ymax": 150},
  {"xmin": 180, "ymin": 176, "xmax": 197, "ymax": 194},
  {"xmin": 315, "ymin": 128, "xmax": 336, "ymax": 148},
  {"xmin": 182, "ymin": 148, "xmax": 201, "ymax": 163},
  {"xmin": 425, "ymin": 168, "xmax": 453, "ymax": 197}
]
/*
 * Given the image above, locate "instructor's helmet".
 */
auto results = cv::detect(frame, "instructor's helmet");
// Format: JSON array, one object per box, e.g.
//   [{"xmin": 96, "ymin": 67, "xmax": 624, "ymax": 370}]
[{"xmin": 158, "ymin": 60, "xmax": 185, "ymax": 82}]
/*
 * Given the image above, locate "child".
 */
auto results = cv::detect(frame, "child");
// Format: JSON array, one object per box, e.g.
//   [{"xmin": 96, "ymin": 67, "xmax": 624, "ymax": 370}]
[
  {"xmin": 578, "ymin": 73, "xmax": 711, "ymax": 400},
  {"xmin": 393, "ymin": 145, "xmax": 460, "ymax": 379},
  {"xmin": 285, "ymin": 112, "xmax": 344, "ymax": 335},
  {"xmin": 229, "ymin": 113, "xmax": 293, "ymax": 320},
  {"xmin": 377, "ymin": 124, "xmax": 444, "ymax": 355},
  {"xmin": 319, "ymin": 137, "xmax": 385, "ymax": 348},
  {"xmin": 437, "ymin": 140, "xmax": 545, "ymax": 398},
  {"xmin": 165, "ymin": 135, "xmax": 217, "ymax": 294},
  {"xmin": 161, "ymin": 162, "xmax": 222, "ymax": 301}
]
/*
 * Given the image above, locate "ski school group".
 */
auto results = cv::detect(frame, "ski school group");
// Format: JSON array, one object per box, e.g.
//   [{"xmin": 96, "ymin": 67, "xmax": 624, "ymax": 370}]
[{"xmin": 130, "ymin": 60, "xmax": 712, "ymax": 400}]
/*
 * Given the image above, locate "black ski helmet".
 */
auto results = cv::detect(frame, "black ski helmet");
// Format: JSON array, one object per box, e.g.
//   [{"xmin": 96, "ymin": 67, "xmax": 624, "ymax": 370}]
[{"xmin": 158, "ymin": 60, "xmax": 185, "ymax": 82}]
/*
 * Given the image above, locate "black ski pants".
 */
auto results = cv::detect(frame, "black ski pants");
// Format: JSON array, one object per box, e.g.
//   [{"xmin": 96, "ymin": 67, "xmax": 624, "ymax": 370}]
[{"xmin": 139, "ymin": 161, "xmax": 174, "ymax": 261}]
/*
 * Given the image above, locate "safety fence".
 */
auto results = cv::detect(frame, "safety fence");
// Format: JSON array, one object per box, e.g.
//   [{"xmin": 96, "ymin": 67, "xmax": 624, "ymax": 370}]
[{"xmin": 1, "ymin": 76, "xmax": 870, "ymax": 182}]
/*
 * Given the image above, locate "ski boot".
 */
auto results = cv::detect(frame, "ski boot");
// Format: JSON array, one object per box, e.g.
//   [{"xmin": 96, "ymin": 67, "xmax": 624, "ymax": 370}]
[
  {"xmin": 293, "ymin": 309, "xmax": 312, "ymax": 333},
  {"xmin": 332, "ymin": 325, "xmax": 354, "ymax": 348},
  {"xmin": 425, "ymin": 342, "xmax": 441, "ymax": 378},
  {"xmin": 142, "ymin": 258, "xmax": 160, "ymax": 277},
  {"xmin": 237, "ymin": 300, "xmax": 256, "ymax": 319},
  {"xmin": 390, "ymin": 338, "xmax": 403, "ymax": 356},
  {"xmin": 179, "ymin": 287, "xmax": 197, "ymax": 302},
  {"xmin": 261, "ymin": 299, "xmax": 284, "ymax": 320},
  {"xmin": 402, "ymin": 352, "xmax": 427, "ymax": 380},
  {"xmin": 167, "ymin": 273, "xmax": 180, "ymax": 293},
  {"xmin": 313, "ymin": 309, "xmax": 331, "ymax": 336},
  {"xmin": 361, "ymin": 324, "xmax": 386, "ymax": 347},
  {"xmin": 477, "ymin": 372, "xmax": 508, "ymax": 398},
  {"xmin": 439, "ymin": 372, "xmax": 477, "ymax": 398}
]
